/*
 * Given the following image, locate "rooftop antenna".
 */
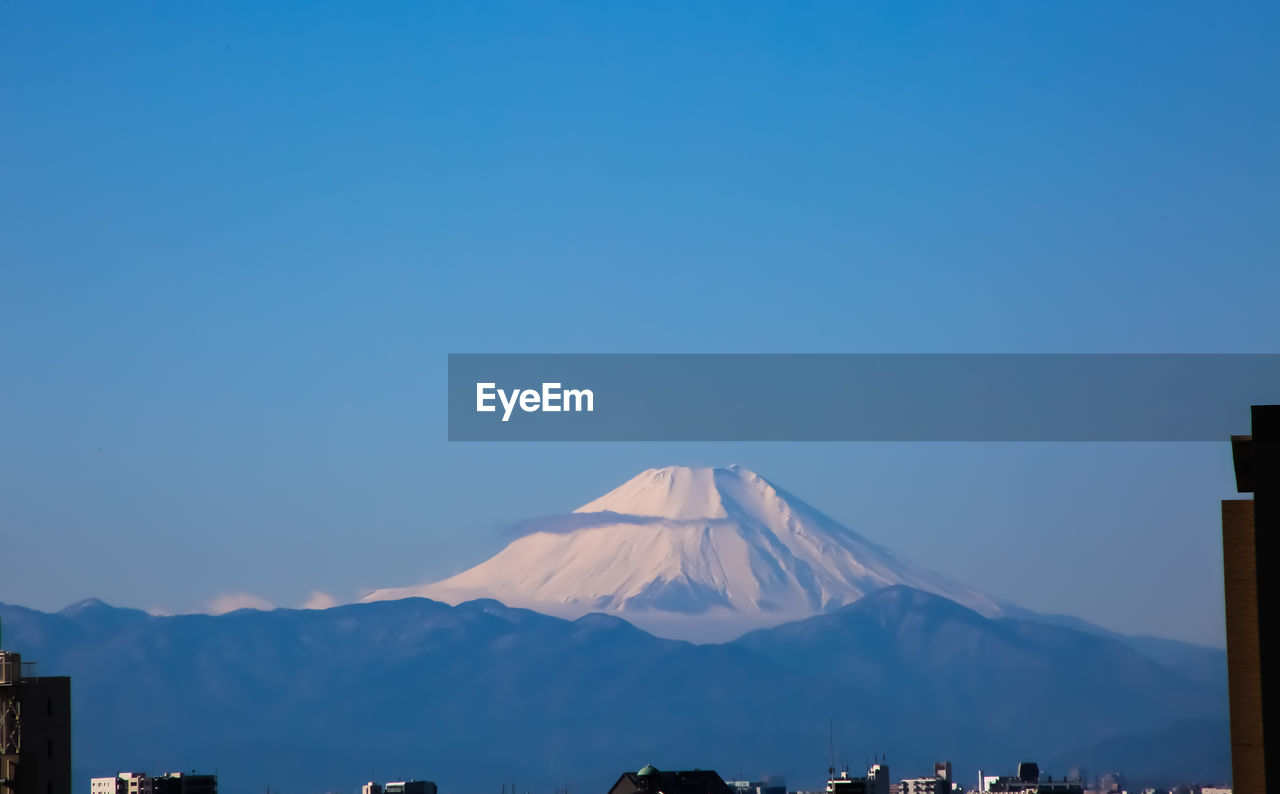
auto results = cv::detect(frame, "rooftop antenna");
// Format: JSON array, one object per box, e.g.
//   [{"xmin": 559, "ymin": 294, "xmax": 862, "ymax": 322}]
[{"xmin": 827, "ymin": 720, "xmax": 835, "ymax": 780}]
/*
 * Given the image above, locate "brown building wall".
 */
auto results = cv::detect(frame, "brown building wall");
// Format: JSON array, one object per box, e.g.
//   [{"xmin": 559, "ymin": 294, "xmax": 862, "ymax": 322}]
[{"xmin": 1222, "ymin": 499, "xmax": 1264, "ymax": 794}]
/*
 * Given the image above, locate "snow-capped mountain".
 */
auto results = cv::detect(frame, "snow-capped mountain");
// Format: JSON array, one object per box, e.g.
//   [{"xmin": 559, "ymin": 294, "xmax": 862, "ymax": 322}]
[{"xmin": 364, "ymin": 464, "xmax": 1009, "ymax": 640}]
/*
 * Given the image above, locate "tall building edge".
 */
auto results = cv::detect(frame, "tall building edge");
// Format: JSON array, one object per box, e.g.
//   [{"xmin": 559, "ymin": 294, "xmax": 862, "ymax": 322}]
[
  {"xmin": 1223, "ymin": 404, "xmax": 1277, "ymax": 793},
  {"xmin": 0, "ymin": 647, "xmax": 72, "ymax": 794}
]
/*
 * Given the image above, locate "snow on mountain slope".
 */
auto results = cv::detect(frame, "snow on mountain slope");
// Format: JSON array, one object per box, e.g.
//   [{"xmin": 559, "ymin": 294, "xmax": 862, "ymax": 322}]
[{"xmin": 363, "ymin": 465, "xmax": 1009, "ymax": 641}]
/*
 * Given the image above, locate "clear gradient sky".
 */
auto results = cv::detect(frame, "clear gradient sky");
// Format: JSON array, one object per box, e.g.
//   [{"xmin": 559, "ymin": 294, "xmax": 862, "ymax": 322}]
[{"xmin": 2, "ymin": 2, "xmax": 1277, "ymax": 646}]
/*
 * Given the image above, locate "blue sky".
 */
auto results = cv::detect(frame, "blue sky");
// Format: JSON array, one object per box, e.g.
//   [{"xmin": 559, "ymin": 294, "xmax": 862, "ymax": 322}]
[{"xmin": 1, "ymin": 2, "xmax": 1276, "ymax": 645}]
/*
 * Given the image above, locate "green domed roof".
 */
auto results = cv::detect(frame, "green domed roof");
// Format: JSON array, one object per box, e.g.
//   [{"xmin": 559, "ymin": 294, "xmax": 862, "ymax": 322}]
[{"xmin": 637, "ymin": 766, "xmax": 659, "ymax": 777}]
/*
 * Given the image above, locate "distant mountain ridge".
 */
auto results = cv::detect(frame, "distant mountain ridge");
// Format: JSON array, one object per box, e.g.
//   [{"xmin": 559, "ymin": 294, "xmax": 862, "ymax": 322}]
[{"xmin": 0, "ymin": 587, "xmax": 1228, "ymax": 794}]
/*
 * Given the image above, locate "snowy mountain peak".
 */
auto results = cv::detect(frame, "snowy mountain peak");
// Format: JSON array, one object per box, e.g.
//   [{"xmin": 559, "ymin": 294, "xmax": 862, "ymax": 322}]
[
  {"xmin": 364, "ymin": 465, "xmax": 1008, "ymax": 641},
  {"xmin": 574, "ymin": 465, "xmax": 774, "ymax": 521}
]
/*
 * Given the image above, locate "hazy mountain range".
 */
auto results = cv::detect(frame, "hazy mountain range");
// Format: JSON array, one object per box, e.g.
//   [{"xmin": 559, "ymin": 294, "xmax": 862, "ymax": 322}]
[
  {"xmin": 0, "ymin": 587, "xmax": 1228, "ymax": 793},
  {"xmin": 0, "ymin": 466, "xmax": 1232, "ymax": 792}
]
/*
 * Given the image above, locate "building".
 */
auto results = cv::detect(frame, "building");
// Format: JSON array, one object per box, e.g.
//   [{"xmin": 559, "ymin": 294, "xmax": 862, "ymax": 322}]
[
  {"xmin": 978, "ymin": 762, "xmax": 1081, "ymax": 793},
  {"xmin": 90, "ymin": 773, "xmax": 215, "ymax": 794},
  {"xmin": 0, "ymin": 641, "xmax": 72, "ymax": 794},
  {"xmin": 826, "ymin": 773, "xmax": 868, "ymax": 794},
  {"xmin": 899, "ymin": 761, "xmax": 953, "ymax": 794},
  {"xmin": 1221, "ymin": 409, "xmax": 1275, "ymax": 794},
  {"xmin": 90, "ymin": 774, "xmax": 149, "ymax": 794},
  {"xmin": 827, "ymin": 764, "xmax": 889, "ymax": 794},
  {"xmin": 867, "ymin": 765, "xmax": 889, "ymax": 794},
  {"xmin": 725, "ymin": 779, "xmax": 785, "ymax": 794},
  {"xmin": 384, "ymin": 782, "xmax": 436, "ymax": 794},
  {"xmin": 899, "ymin": 780, "xmax": 945, "ymax": 794},
  {"xmin": 609, "ymin": 765, "xmax": 733, "ymax": 794},
  {"xmin": 150, "ymin": 774, "xmax": 215, "ymax": 794},
  {"xmin": 362, "ymin": 781, "xmax": 434, "ymax": 794}
]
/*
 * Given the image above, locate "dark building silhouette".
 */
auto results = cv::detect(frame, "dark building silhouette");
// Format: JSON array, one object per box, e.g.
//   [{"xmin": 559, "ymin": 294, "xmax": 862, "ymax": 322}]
[
  {"xmin": 149, "ymin": 774, "xmax": 216, "ymax": 794},
  {"xmin": 608, "ymin": 765, "xmax": 732, "ymax": 794},
  {"xmin": 0, "ymin": 643, "xmax": 71, "ymax": 794},
  {"xmin": 824, "ymin": 764, "xmax": 888, "ymax": 794},
  {"xmin": 383, "ymin": 782, "xmax": 435, "ymax": 794},
  {"xmin": 1222, "ymin": 404, "xmax": 1277, "ymax": 794}
]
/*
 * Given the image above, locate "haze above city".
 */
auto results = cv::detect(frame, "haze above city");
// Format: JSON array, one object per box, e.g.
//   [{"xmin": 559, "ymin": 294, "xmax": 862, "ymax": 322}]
[{"xmin": 3, "ymin": 1, "xmax": 1278, "ymax": 648}]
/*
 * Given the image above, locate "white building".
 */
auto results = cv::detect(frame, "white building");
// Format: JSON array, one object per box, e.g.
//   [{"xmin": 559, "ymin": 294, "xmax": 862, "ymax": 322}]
[
  {"xmin": 899, "ymin": 778, "xmax": 946, "ymax": 794},
  {"xmin": 91, "ymin": 774, "xmax": 151, "ymax": 794}
]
